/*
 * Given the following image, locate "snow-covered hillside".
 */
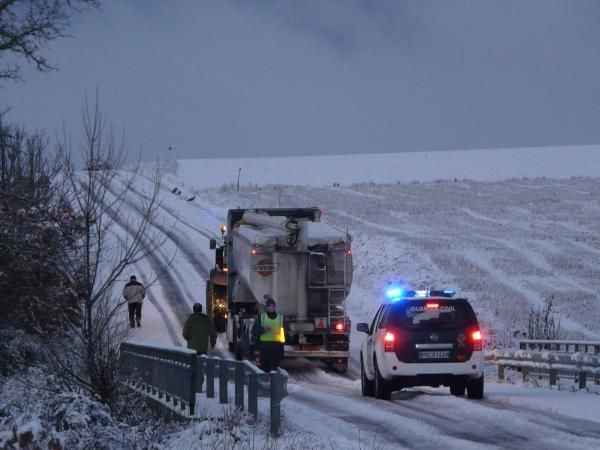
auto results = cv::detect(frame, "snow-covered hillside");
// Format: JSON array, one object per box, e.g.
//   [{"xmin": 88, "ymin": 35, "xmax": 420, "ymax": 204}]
[
  {"xmin": 172, "ymin": 145, "xmax": 600, "ymax": 189},
  {"xmin": 157, "ymin": 146, "xmax": 600, "ymax": 346},
  {"xmin": 119, "ymin": 146, "xmax": 600, "ymax": 448}
]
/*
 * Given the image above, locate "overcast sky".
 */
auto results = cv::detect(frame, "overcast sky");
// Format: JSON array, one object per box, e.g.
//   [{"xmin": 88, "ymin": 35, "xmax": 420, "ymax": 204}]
[{"xmin": 3, "ymin": 0, "xmax": 600, "ymax": 163}]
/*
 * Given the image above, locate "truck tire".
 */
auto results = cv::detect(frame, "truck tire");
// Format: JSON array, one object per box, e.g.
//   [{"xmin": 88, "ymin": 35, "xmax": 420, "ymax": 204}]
[
  {"xmin": 233, "ymin": 320, "xmax": 243, "ymax": 360},
  {"xmin": 234, "ymin": 320, "xmax": 250, "ymax": 361}
]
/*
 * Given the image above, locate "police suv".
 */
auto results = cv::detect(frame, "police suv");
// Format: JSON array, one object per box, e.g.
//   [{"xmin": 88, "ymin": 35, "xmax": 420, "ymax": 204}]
[{"xmin": 356, "ymin": 289, "xmax": 484, "ymax": 400}]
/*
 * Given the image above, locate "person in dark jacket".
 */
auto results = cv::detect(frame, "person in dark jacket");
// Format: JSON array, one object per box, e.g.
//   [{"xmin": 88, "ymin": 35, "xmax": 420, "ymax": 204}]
[
  {"xmin": 123, "ymin": 275, "xmax": 146, "ymax": 327},
  {"xmin": 252, "ymin": 296, "xmax": 285, "ymax": 372},
  {"xmin": 183, "ymin": 303, "xmax": 217, "ymax": 355}
]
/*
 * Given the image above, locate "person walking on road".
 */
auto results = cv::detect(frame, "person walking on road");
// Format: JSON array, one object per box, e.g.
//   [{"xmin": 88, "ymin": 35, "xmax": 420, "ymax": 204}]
[
  {"xmin": 123, "ymin": 275, "xmax": 145, "ymax": 327},
  {"xmin": 183, "ymin": 303, "xmax": 217, "ymax": 355},
  {"xmin": 252, "ymin": 295, "xmax": 285, "ymax": 372}
]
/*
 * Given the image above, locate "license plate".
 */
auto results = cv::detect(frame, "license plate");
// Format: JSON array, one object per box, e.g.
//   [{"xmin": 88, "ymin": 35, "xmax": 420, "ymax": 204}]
[{"xmin": 418, "ymin": 350, "xmax": 450, "ymax": 360}]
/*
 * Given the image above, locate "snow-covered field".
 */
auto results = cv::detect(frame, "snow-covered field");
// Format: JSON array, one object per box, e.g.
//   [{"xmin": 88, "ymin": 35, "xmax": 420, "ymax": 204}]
[{"xmin": 117, "ymin": 146, "xmax": 600, "ymax": 448}]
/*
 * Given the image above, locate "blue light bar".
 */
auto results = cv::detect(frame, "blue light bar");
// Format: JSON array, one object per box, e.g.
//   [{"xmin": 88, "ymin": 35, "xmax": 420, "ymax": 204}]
[
  {"xmin": 443, "ymin": 290, "xmax": 456, "ymax": 296},
  {"xmin": 386, "ymin": 287, "xmax": 404, "ymax": 299}
]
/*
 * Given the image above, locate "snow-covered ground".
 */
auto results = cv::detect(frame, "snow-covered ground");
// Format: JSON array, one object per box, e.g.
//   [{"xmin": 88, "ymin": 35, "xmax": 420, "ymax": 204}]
[{"xmin": 114, "ymin": 146, "xmax": 600, "ymax": 448}]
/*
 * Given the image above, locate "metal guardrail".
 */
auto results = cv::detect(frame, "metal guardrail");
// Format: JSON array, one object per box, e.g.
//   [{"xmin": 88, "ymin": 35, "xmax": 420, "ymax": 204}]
[
  {"xmin": 518, "ymin": 339, "xmax": 600, "ymax": 354},
  {"xmin": 119, "ymin": 342, "xmax": 288, "ymax": 435},
  {"xmin": 494, "ymin": 339, "xmax": 600, "ymax": 389}
]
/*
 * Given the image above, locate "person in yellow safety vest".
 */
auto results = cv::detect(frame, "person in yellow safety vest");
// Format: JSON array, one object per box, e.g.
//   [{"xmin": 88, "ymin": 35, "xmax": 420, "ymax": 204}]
[{"xmin": 252, "ymin": 295, "xmax": 285, "ymax": 372}]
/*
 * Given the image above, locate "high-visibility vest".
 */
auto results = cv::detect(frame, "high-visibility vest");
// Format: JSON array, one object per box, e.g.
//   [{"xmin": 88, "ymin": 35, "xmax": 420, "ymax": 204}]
[{"xmin": 260, "ymin": 313, "xmax": 285, "ymax": 343}]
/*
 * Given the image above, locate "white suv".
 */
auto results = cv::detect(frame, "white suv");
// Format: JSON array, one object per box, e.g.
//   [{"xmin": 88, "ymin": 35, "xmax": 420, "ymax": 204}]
[{"xmin": 357, "ymin": 290, "xmax": 484, "ymax": 400}]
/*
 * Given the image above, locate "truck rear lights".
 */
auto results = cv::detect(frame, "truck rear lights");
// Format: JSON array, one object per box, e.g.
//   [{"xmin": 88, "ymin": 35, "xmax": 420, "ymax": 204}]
[
  {"xmin": 330, "ymin": 321, "xmax": 346, "ymax": 333},
  {"xmin": 471, "ymin": 330, "xmax": 482, "ymax": 351},
  {"xmin": 346, "ymin": 248, "xmax": 352, "ymax": 255},
  {"xmin": 384, "ymin": 331, "xmax": 395, "ymax": 352},
  {"xmin": 251, "ymin": 249, "xmax": 257, "ymax": 255}
]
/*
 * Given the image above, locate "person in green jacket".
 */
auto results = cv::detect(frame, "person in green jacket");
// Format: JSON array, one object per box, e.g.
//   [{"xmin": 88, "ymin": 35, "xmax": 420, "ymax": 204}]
[{"xmin": 183, "ymin": 303, "xmax": 217, "ymax": 355}]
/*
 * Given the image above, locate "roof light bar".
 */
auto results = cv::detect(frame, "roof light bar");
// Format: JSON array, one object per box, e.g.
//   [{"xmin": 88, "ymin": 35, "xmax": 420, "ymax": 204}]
[
  {"xmin": 385, "ymin": 287, "xmax": 404, "ymax": 300},
  {"xmin": 385, "ymin": 287, "xmax": 457, "ymax": 300}
]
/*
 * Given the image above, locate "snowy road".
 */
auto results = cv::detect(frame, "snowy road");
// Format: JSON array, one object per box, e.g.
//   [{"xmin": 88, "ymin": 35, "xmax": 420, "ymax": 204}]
[{"xmin": 116, "ymin": 170, "xmax": 600, "ymax": 448}]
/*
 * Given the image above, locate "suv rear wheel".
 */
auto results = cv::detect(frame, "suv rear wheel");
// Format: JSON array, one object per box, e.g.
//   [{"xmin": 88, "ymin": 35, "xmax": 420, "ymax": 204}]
[
  {"xmin": 467, "ymin": 376, "xmax": 484, "ymax": 399},
  {"xmin": 360, "ymin": 354, "xmax": 374, "ymax": 397},
  {"xmin": 373, "ymin": 357, "xmax": 391, "ymax": 400}
]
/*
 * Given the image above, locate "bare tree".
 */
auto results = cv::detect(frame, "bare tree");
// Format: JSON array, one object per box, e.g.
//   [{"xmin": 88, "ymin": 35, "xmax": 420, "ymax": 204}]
[
  {"xmin": 36, "ymin": 96, "xmax": 168, "ymax": 407},
  {"xmin": 0, "ymin": 0, "xmax": 99, "ymax": 81},
  {"xmin": 527, "ymin": 296, "xmax": 561, "ymax": 340}
]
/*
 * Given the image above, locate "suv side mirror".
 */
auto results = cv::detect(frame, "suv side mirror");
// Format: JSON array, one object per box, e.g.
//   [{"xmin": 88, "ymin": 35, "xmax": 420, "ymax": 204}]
[
  {"xmin": 356, "ymin": 323, "xmax": 370, "ymax": 333},
  {"xmin": 209, "ymin": 239, "xmax": 216, "ymax": 249}
]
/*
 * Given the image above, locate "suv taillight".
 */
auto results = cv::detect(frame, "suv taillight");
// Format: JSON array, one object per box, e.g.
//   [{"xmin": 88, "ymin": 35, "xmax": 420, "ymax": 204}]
[
  {"xmin": 384, "ymin": 331, "xmax": 395, "ymax": 352},
  {"xmin": 471, "ymin": 329, "xmax": 482, "ymax": 351}
]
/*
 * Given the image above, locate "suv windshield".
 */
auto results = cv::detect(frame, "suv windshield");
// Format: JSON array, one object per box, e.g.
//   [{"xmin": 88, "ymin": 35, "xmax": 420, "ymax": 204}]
[{"xmin": 385, "ymin": 300, "xmax": 475, "ymax": 331}]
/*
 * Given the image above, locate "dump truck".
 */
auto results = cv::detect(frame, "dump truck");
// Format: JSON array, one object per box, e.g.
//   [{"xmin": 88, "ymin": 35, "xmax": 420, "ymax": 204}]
[{"xmin": 206, "ymin": 208, "xmax": 353, "ymax": 372}]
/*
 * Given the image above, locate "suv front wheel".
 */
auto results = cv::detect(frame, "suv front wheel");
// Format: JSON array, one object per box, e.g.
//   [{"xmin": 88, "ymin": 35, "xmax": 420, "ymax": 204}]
[
  {"xmin": 373, "ymin": 356, "xmax": 391, "ymax": 400},
  {"xmin": 467, "ymin": 376, "xmax": 484, "ymax": 399}
]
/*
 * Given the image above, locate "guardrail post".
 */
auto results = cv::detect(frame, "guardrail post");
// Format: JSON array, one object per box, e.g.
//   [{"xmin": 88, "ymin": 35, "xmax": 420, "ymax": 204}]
[
  {"xmin": 235, "ymin": 363, "xmax": 244, "ymax": 410},
  {"xmin": 578, "ymin": 371, "xmax": 587, "ymax": 390},
  {"xmin": 206, "ymin": 358, "xmax": 215, "ymax": 398},
  {"xmin": 196, "ymin": 357, "xmax": 204, "ymax": 393},
  {"xmin": 220, "ymin": 360, "xmax": 229, "ymax": 404},
  {"xmin": 270, "ymin": 371, "xmax": 281, "ymax": 437},
  {"xmin": 549, "ymin": 369, "xmax": 557, "ymax": 386},
  {"xmin": 189, "ymin": 354, "xmax": 197, "ymax": 416},
  {"xmin": 157, "ymin": 359, "xmax": 163, "ymax": 400},
  {"xmin": 497, "ymin": 364, "xmax": 505, "ymax": 381},
  {"xmin": 248, "ymin": 373, "xmax": 258, "ymax": 420}
]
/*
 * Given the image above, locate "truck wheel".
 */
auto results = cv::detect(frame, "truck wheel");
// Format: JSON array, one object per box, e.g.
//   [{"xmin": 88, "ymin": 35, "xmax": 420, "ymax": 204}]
[
  {"xmin": 373, "ymin": 357, "xmax": 391, "ymax": 400},
  {"xmin": 234, "ymin": 322, "xmax": 243, "ymax": 360},
  {"xmin": 234, "ymin": 321, "xmax": 249, "ymax": 361},
  {"xmin": 360, "ymin": 355, "xmax": 374, "ymax": 397},
  {"xmin": 467, "ymin": 376, "xmax": 484, "ymax": 399}
]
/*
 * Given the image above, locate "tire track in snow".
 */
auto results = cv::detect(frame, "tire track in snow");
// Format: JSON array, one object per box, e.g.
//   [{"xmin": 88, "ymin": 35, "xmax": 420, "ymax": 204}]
[
  {"xmin": 111, "ymin": 230, "xmax": 181, "ymax": 345},
  {"xmin": 102, "ymin": 182, "xmax": 201, "ymax": 326},
  {"xmin": 286, "ymin": 365, "xmax": 600, "ymax": 449},
  {"xmin": 104, "ymin": 202, "xmax": 190, "ymax": 328},
  {"xmin": 107, "ymin": 181, "xmax": 212, "ymax": 281}
]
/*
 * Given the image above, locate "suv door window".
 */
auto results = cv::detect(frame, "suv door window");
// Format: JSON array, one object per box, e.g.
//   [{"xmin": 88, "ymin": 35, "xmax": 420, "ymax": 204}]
[
  {"xmin": 377, "ymin": 305, "xmax": 391, "ymax": 329},
  {"xmin": 369, "ymin": 305, "xmax": 384, "ymax": 334},
  {"xmin": 387, "ymin": 301, "xmax": 476, "ymax": 330}
]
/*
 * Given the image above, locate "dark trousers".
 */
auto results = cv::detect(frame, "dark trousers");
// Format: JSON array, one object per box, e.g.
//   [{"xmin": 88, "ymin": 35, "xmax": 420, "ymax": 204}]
[
  {"xmin": 259, "ymin": 342, "xmax": 283, "ymax": 372},
  {"xmin": 128, "ymin": 302, "xmax": 142, "ymax": 325}
]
